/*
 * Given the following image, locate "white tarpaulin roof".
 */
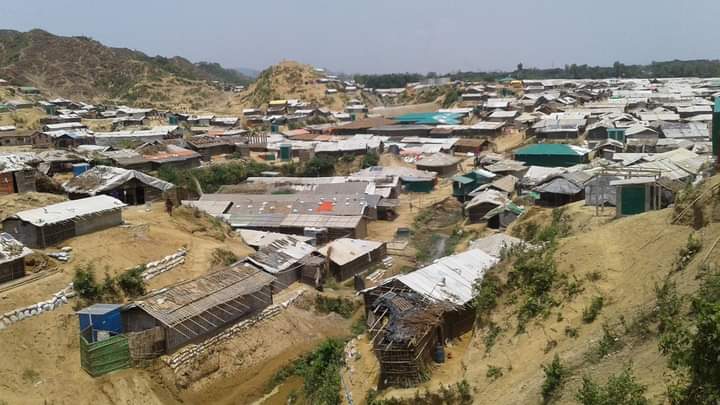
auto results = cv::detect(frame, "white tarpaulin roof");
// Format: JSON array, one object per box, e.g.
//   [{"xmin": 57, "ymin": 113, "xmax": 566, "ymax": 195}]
[
  {"xmin": 63, "ymin": 166, "xmax": 174, "ymax": 195},
  {"xmin": 469, "ymin": 233, "xmax": 528, "ymax": 259},
  {"xmin": 239, "ymin": 229, "xmax": 312, "ymax": 248},
  {"xmin": 0, "ymin": 232, "xmax": 32, "ymax": 265},
  {"xmin": 317, "ymin": 238, "xmax": 384, "ymax": 266},
  {"xmin": 11, "ymin": 195, "xmax": 126, "ymax": 227},
  {"xmin": 390, "ymin": 249, "xmax": 499, "ymax": 305}
]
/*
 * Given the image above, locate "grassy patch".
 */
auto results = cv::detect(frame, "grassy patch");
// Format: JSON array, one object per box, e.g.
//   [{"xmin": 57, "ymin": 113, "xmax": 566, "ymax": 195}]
[
  {"xmin": 211, "ymin": 248, "xmax": 238, "ymax": 266},
  {"xmin": 314, "ymin": 295, "xmax": 356, "ymax": 319}
]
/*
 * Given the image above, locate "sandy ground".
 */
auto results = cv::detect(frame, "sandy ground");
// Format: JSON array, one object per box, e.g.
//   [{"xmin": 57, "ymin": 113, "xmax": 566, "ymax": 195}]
[{"xmin": 0, "ymin": 201, "xmax": 257, "ymax": 404}]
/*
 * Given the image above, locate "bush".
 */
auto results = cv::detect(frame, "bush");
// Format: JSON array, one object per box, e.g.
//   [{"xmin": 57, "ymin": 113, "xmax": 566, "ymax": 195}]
[
  {"xmin": 483, "ymin": 322, "xmax": 502, "ymax": 352},
  {"xmin": 315, "ymin": 295, "xmax": 356, "ymax": 319},
  {"xmin": 73, "ymin": 265, "xmax": 100, "ymax": 301},
  {"xmin": 117, "ymin": 266, "xmax": 146, "ymax": 297},
  {"xmin": 541, "ymin": 355, "xmax": 566, "ymax": 403},
  {"xmin": 473, "ymin": 274, "xmax": 501, "ymax": 325},
  {"xmin": 351, "ymin": 316, "xmax": 367, "ymax": 336},
  {"xmin": 673, "ymin": 234, "xmax": 702, "ymax": 272},
  {"xmin": 594, "ymin": 323, "xmax": 624, "ymax": 360},
  {"xmin": 268, "ymin": 338, "xmax": 345, "ymax": 405},
  {"xmin": 211, "ymin": 248, "xmax": 238, "ymax": 266},
  {"xmin": 303, "ymin": 156, "xmax": 336, "ymax": 177},
  {"xmin": 487, "ymin": 365, "xmax": 504, "ymax": 381},
  {"xmin": 362, "ymin": 152, "xmax": 380, "ymax": 168},
  {"xmin": 576, "ymin": 367, "xmax": 649, "ymax": 405},
  {"xmin": 660, "ymin": 271, "xmax": 720, "ymax": 403},
  {"xmin": 582, "ymin": 296, "xmax": 605, "ymax": 324},
  {"xmin": 565, "ymin": 326, "xmax": 579, "ymax": 338}
]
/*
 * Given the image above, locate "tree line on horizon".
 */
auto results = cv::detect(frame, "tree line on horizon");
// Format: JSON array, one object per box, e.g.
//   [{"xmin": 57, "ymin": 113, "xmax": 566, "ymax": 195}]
[{"xmin": 353, "ymin": 59, "xmax": 720, "ymax": 88}]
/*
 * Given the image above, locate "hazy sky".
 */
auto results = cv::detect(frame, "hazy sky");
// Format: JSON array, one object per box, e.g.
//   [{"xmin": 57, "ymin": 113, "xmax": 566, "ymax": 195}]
[{"xmin": 2, "ymin": 0, "xmax": 719, "ymax": 74}]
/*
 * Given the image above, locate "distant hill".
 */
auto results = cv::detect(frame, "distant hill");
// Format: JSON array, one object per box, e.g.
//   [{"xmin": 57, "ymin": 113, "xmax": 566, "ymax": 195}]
[
  {"xmin": 0, "ymin": 29, "xmax": 251, "ymax": 105},
  {"xmin": 235, "ymin": 67, "xmax": 261, "ymax": 79}
]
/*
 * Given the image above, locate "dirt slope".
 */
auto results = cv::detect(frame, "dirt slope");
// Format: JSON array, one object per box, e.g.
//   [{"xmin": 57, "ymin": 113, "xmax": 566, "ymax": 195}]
[
  {"xmin": 363, "ymin": 176, "xmax": 720, "ymax": 404},
  {"xmin": 0, "ymin": 29, "xmax": 248, "ymax": 108}
]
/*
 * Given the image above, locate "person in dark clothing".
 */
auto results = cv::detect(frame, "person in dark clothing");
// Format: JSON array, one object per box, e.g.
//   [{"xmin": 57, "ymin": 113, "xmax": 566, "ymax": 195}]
[{"xmin": 165, "ymin": 198, "xmax": 174, "ymax": 216}]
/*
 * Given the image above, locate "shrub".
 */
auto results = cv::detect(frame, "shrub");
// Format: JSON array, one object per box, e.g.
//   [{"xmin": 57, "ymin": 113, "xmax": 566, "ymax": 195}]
[
  {"xmin": 351, "ymin": 316, "xmax": 367, "ymax": 336},
  {"xmin": 362, "ymin": 152, "xmax": 380, "ymax": 168},
  {"xmin": 541, "ymin": 355, "xmax": 566, "ymax": 403},
  {"xmin": 303, "ymin": 156, "xmax": 336, "ymax": 177},
  {"xmin": 268, "ymin": 338, "xmax": 345, "ymax": 405},
  {"xmin": 576, "ymin": 367, "xmax": 649, "ymax": 405},
  {"xmin": 211, "ymin": 248, "xmax": 238, "ymax": 266},
  {"xmin": 565, "ymin": 326, "xmax": 579, "ymax": 338},
  {"xmin": 117, "ymin": 266, "xmax": 146, "ymax": 297},
  {"xmin": 582, "ymin": 296, "xmax": 605, "ymax": 324},
  {"xmin": 473, "ymin": 274, "xmax": 501, "ymax": 325},
  {"xmin": 483, "ymin": 322, "xmax": 502, "ymax": 352},
  {"xmin": 594, "ymin": 323, "xmax": 624, "ymax": 360},
  {"xmin": 73, "ymin": 265, "xmax": 100, "ymax": 301},
  {"xmin": 314, "ymin": 295, "xmax": 356, "ymax": 319},
  {"xmin": 674, "ymin": 234, "xmax": 702, "ymax": 272},
  {"xmin": 486, "ymin": 365, "xmax": 504, "ymax": 381}
]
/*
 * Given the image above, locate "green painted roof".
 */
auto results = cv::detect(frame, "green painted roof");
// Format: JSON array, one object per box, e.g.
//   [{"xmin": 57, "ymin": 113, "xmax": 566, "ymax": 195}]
[
  {"xmin": 452, "ymin": 175, "xmax": 475, "ymax": 184},
  {"xmin": 514, "ymin": 143, "xmax": 588, "ymax": 156}
]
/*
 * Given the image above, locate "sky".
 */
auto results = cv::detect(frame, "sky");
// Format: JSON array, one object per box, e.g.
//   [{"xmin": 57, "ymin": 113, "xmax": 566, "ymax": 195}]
[{"xmin": 2, "ymin": 0, "xmax": 719, "ymax": 75}]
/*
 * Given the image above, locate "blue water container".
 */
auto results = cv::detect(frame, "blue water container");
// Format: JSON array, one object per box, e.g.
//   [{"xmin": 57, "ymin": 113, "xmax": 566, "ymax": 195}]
[
  {"xmin": 72, "ymin": 163, "xmax": 91, "ymax": 176},
  {"xmin": 434, "ymin": 342, "xmax": 446, "ymax": 363}
]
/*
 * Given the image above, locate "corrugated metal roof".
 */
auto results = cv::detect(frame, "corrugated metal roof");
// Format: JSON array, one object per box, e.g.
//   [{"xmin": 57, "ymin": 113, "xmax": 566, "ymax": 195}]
[
  {"xmin": 238, "ymin": 229, "xmax": 313, "ymax": 248},
  {"xmin": 248, "ymin": 235, "xmax": 315, "ymax": 273},
  {"xmin": 10, "ymin": 195, "xmax": 126, "ymax": 227},
  {"xmin": 63, "ymin": 166, "xmax": 174, "ymax": 195},
  {"xmin": 131, "ymin": 263, "xmax": 275, "ymax": 327}
]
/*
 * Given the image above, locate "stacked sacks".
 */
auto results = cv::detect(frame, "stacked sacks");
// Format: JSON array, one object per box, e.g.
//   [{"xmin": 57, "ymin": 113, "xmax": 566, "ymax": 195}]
[{"xmin": 142, "ymin": 249, "xmax": 188, "ymax": 281}]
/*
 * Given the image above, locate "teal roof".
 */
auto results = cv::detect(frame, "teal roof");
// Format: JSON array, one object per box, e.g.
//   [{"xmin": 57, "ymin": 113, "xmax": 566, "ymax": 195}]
[
  {"xmin": 393, "ymin": 112, "xmax": 462, "ymax": 125},
  {"xmin": 452, "ymin": 175, "xmax": 475, "ymax": 184},
  {"xmin": 514, "ymin": 144, "xmax": 587, "ymax": 156},
  {"xmin": 484, "ymin": 202, "xmax": 524, "ymax": 219}
]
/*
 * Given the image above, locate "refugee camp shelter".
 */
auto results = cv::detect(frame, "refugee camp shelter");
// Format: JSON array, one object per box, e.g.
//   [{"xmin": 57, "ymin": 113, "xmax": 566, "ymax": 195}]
[
  {"xmin": 452, "ymin": 169, "xmax": 496, "ymax": 202},
  {"xmin": 415, "ymin": 153, "xmax": 462, "ymax": 176},
  {"xmin": 362, "ymin": 249, "xmax": 499, "ymax": 387},
  {"xmin": 245, "ymin": 235, "xmax": 316, "ymax": 289},
  {"xmin": 464, "ymin": 190, "xmax": 509, "ymax": 223},
  {"xmin": 483, "ymin": 202, "xmax": 524, "ymax": 229},
  {"xmin": 122, "ymin": 262, "xmax": 275, "ymax": 354},
  {"xmin": 63, "ymin": 166, "xmax": 175, "ymax": 205},
  {"xmin": 514, "ymin": 144, "xmax": 591, "ymax": 167},
  {"xmin": 533, "ymin": 171, "xmax": 593, "ymax": 206},
  {"xmin": 2, "ymin": 195, "xmax": 126, "ymax": 248},
  {"xmin": 0, "ymin": 154, "xmax": 37, "ymax": 194},
  {"xmin": 317, "ymin": 238, "xmax": 387, "ymax": 282},
  {"xmin": 0, "ymin": 233, "xmax": 33, "ymax": 284},
  {"xmin": 611, "ymin": 177, "xmax": 663, "ymax": 217}
]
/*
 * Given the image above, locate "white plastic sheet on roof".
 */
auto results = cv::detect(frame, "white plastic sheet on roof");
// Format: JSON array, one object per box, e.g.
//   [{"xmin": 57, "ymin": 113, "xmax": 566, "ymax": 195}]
[{"xmin": 392, "ymin": 249, "xmax": 499, "ymax": 305}]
